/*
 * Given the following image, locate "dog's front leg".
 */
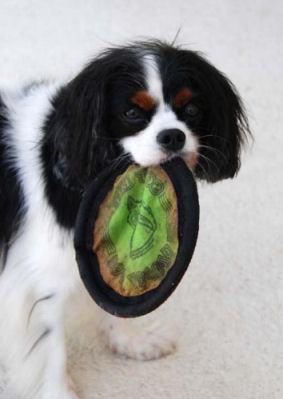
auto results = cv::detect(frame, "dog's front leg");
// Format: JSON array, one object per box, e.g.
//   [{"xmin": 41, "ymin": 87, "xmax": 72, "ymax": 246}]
[
  {"xmin": 0, "ymin": 250, "xmax": 80, "ymax": 398},
  {"xmin": 36, "ymin": 293, "xmax": 78, "ymax": 399}
]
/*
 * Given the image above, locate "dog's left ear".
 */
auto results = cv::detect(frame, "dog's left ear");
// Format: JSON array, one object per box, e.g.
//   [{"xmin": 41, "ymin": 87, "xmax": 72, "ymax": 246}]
[{"xmin": 193, "ymin": 57, "xmax": 251, "ymax": 182}]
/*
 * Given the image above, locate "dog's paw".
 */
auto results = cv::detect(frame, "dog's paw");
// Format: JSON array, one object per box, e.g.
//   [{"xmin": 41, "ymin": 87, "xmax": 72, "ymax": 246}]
[
  {"xmin": 66, "ymin": 379, "xmax": 80, "ymax": 399},
  {"xmin": 43, "ymin": 389, "xmax": 79, "ymax": 399},
  {"xmin": 106, "ymin": 320, "xmax": 176, "ymax": 360},
  {"xmin": 68, "ymin": 391, "xmax": 80, "ymax": 399},
  {"xmin": 42, "ymin": 377, "xmax": 79, "ymax": 399},
  {"xmin": 62, "ymin": 390, "xmax": 79, "ymax": 399},
  {"xmin": 64, "ymin": 375, "xmax": 80, "ymax": 399}
]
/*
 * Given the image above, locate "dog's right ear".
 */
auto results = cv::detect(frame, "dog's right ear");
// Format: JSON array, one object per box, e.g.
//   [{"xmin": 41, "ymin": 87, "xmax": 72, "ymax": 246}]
[
  {"xmin": 45, "ymin": 54, "xmax": 119, "ymax": 186},
  {"xmin": 50, "ymin": 61, "xmax": 107, "ymax": 185}
]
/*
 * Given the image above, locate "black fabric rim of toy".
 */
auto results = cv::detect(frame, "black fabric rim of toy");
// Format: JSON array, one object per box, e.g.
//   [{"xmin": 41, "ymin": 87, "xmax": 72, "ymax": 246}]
[{"xmin": 74, "ymin": 157, "xmax": 199, "ymax": 317}]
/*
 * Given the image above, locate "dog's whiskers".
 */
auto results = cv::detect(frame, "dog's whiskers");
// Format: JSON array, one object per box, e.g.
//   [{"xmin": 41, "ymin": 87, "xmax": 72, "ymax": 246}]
[
  {"xmin": 199, "ymin": 134, "xmax": 229, "ymax": 143},
  {"xmin": 111, "ymin": 152, "xmax": 131, "ymax": 169},
  {"xmin": 195, "ymin": 159, "xmax": 210, "ymax": 181},
  {"xmin": 197, "ymin": 152, "xmax": 220, "ymax": 175},
  {"xmin": 198, "ymin": 144, "xmax": 228, "ymax": 162}
]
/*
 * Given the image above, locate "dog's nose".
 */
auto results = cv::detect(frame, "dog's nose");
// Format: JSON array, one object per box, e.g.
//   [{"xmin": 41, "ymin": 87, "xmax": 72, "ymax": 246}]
[{"xmin": 157, "ymin": 129, "xmax": 186, "ymax": 152}]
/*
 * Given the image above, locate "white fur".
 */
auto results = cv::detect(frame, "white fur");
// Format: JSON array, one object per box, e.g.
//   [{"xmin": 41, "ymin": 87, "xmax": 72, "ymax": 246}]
[
  {"xmin": 0, "ymin": 84, "xmax": 81, "ymax": 398},
  {"xmin": 0, "ymin": 78, "xmax": 179, "ymax": 398},
  {"xmin": 121, "ymin": 54, "xmax": 199, "ymax": 166}
]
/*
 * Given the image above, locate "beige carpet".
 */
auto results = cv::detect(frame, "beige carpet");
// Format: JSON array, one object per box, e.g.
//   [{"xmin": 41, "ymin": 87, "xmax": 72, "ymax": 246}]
[{"xmin": 1, "ymin": 0, "xmax": 283, "ymax": 398}]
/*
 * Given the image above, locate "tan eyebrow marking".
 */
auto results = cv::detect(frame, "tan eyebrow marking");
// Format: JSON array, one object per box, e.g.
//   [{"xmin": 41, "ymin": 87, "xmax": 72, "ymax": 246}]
[
  {"xmin": 173, "ymin": 88, "xmax": 193, "ymax": 108},
  {"xmin": 131, "ymin": 91, "xmax": 155, "ymax": 111}
]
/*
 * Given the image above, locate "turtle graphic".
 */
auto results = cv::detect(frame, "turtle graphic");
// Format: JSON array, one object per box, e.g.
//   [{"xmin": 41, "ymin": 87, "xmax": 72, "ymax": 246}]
[{"xmin": 127, "ymin": 196, "xmax": 157, "ymax": 259}]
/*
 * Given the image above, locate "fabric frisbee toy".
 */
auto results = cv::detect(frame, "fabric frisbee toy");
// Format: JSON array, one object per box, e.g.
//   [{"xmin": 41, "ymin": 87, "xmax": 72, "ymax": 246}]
[{"xmin": 74, "ymin": 157, "xmax": 199, "ymax": 317}]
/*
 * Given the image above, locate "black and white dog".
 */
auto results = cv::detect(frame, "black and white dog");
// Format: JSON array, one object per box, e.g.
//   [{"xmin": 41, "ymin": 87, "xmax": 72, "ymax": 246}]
[{"xmin": 0, "ymin": 40, "xmax": 249, "ymax": 398}]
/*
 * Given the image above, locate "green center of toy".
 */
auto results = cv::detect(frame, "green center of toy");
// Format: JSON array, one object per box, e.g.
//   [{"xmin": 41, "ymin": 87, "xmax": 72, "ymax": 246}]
[{"xmin": 93, "ymin": 165, "xmax": 179, "ymax": 296}]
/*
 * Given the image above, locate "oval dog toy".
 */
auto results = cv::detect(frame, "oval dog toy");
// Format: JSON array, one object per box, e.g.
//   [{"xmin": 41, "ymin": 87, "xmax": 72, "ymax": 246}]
[{"xmin": 74, "ymin": 157, "xmax": 199, "ymax": 317}]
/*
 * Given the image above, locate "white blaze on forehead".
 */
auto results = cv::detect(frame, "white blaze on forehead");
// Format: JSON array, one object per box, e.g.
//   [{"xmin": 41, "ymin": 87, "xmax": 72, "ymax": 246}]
[
  {"xmin": 142, "ymin": 54, "xmax": 164, "ymax": 107},
  {"xmin": 142, "ymin": 53, "xmax": 180, "ymax": 124}
]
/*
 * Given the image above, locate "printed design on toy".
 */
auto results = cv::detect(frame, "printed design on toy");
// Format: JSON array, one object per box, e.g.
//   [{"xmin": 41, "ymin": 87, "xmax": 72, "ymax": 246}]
[
  {"xmin": 127, "ymin": 243, "xmax": 175, "ymax": 290},
  {"xmin": 100, "ymin": 167, "xmax": 177, "ymax": 292},
  {"xmin": 127, "ymin": 196, "xmax": 157, "ymax": 259}
]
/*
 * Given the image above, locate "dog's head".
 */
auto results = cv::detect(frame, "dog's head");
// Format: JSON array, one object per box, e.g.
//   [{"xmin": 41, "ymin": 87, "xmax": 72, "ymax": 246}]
[{"xmin": 49, "ymin": 40, "xmax": 250, "ymax": 186}]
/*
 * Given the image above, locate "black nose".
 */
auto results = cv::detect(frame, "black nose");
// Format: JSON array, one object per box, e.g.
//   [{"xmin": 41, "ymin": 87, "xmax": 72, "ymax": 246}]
[{"xmin": 157, "ymin": 129, "xmax": 186, "ymax": 152}]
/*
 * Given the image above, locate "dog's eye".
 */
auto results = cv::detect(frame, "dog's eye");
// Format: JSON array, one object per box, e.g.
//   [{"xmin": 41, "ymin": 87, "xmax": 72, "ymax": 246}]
[
  {"xmin": 124, "ymin": 108, "xmax": 141, "ymax": 119},
  {"xmin": 185, "ymin": 103, "xmax": 199, "ymax": 118}
]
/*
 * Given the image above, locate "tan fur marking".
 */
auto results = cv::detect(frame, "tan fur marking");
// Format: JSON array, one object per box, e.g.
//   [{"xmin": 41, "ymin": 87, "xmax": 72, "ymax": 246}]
[
  {"xmin": 186, "ymin": 152, "xmax": 199, "ymax": 170},
  {"xmin": 131, "ymin": 91, "xmax": 155, "ymax": 111},
  {"xmin": 173, "ymin": 88, "xmax": 193, "ymax": 108}
]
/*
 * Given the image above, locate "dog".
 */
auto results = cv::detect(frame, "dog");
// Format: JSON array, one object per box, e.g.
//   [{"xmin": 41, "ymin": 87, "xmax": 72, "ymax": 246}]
[{"xmin": 0, "ymin": 40, "xmax": 250, "ymax": 398}]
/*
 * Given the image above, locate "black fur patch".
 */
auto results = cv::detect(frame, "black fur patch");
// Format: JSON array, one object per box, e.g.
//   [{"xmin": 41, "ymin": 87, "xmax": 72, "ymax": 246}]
[
  {"xmin": 0, "ymin": 95, "xmax": 26, "ymax": 259},
  {"xmin": 40, "ymin": 137, "xmax": 82, "ymax": 229}
]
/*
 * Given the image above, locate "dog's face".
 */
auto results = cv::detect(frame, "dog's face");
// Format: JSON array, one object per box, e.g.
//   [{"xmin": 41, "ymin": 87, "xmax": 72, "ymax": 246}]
[
  {"xmin": 106, "ymin": 53, "xmax": 199, "ymax": 169},
  {"xmin": 51, "ymin": 41, "xmax": 249, "ymax": 186}
]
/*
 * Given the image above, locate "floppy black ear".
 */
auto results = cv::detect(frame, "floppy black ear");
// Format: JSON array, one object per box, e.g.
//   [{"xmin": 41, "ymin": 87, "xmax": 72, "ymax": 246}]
[
  {"xmin": 45, "ymin": 56, "xmax": 120, "ymax": 187},
  {"xmin": 193, "ymin": 58, "xmax": 251, "ymax": 182}
]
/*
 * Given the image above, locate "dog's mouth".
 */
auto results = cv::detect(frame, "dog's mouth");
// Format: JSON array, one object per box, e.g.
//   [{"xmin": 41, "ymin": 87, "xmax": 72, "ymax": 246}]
[
  {"xmin": 157, "ymin": 150, "xmax": 199, "ymax": 170},
  {"xmin": 118, "ymin": 146, "xmax": 198, "ymax": 171},
  {"xmin": 159, "ymin": 151, "xmax": 179, "ymax": 164}
]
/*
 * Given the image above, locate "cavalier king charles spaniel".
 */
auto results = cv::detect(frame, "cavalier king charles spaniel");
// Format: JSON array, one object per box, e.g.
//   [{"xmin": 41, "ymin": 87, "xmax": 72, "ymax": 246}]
[{"xmin": 0, "ymin": 40, "xmax": 249, "ymax": 398}]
